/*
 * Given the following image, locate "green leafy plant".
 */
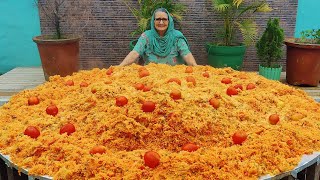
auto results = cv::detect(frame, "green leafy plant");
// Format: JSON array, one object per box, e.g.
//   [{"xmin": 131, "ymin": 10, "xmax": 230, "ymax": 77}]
[
  {"xmin": 256, "ymin": 18, "xmax": 284, "ymax": 68},
  {"xmin": 297, "ymin": 29, "xmax": 320, "ymax": 44},
  {"xmin": 34, "ymin": 0, "xmax": 95, "ymax": 39},
  {"xmin": 123, "ymin": 0, "xmax": 187, "ymax": 37},
  {"xmin": 211, "ymin": 0, "xmax": 272, "ymax": 46}
]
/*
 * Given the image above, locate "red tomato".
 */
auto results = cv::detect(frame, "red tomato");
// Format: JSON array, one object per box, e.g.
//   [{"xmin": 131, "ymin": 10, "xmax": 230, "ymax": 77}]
[
  {"xmin": 182, "ymin": 143, "xmax": 199, "ymax": 152},
  {"xmin": 65, "ymin": 80, "xmax": 74, "ymax": 86},
  {"xmin": 269, "ymin": 114, "xmax": 280, "ymax": 125},
  {"xmin": 170, "ymin": 89, "xmax": 181, "ymax": 100},
  {"xmin": 246, "ymin": 83, "xmax": 256, "ymax": 90},
  {"xmin": 60, "ymin": 123, "xmax": 76, "ymax": 135},
  {"xmin": 28, "ymin": 96, "xmax": 40, "ymax": 105},
  {"xmin": 144, "ymin": 151, "xmax": 160, "ymax": 168},
  {"xmin": 209, "ymin": 98, "xmax": 220, "ymax": 109},
  {"xmin": 106, "ymin": 68, "xmax": 113, "ymax": 75},
  {"xmin": 90, "ymin": 145, "xmax": 106, "ymax": 155},
  {"xmin": 91, "ymin": 87, "xmax": 97, "ymax": 94},
  {"xmin": 80, "ymin": 82, "xmax": 89, "ymax": 87},
  {"xmin": 185, "ymin": 66, "xmax": 193, "ymax": 73},
  {"xmin": 234, "ymin": 84, "xmax": 243, "ymax": 90},
  {"xmin": 46, "ymin": 105, "xmax": 58, "ymax": 116},
  {"xmin": 139, "ymin": 69, "xmax": 150, "ymax": 78},
  {"xmin": 221, "ymin": 77, "xmax": 232, "ymax": 84},
  {"xmin": 167, "ymin": 78, "xmax": 181, "ymax": 85},
  {"xmin": 203, "ymin": 71, "xmax": 210, "ymax": 78},
  {"xmin": 186, "ymin": 76, "xmax": 196, "ymax": 86},
  {"xmin": 142, "ymin": 101, "xmax": 156, "ymax": 112},
  {"xmin": 232, "ymin": 131, "xmax": 247, "ymax": 145},
  {"xmin": 134, "ymin": 83, "xmax": 145, "ymax": 90},
  {"xmin": 138, "ymin": 66, "xmax": 147, "ymax": 72},
  {"xmin": 226, "ymin": 87, "xmax": 238, "ymax": 96},
  {"xmin": 24, "ymin": 126, "xmax": 40, "ymax": 139},
  {"xmin": 116, "ymin": 96, "xmax": 128, "ymax": 106},
  {"xmin": 143, "ymin": 85, "xmax": 152, "ymax": 92}
]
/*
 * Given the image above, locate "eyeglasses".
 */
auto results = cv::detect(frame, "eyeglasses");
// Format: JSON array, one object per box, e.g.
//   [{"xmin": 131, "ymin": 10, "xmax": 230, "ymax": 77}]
[{"xmin": 154, "ymin": 18, "xmax": 168, "ymax": 22}]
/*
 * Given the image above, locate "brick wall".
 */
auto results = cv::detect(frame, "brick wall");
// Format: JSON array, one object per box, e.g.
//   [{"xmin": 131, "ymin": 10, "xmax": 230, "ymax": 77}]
[{"xmin": 39, "ymin": 0, "xmax": 297, "ymax": 71}]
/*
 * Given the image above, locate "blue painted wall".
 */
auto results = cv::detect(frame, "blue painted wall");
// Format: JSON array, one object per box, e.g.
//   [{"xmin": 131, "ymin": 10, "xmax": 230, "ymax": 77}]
[
  {"xmin": 295, "ymin": 0, "xmax": 320, "ymax": 38},
  {"xmin": 0, "ymin": 0, "xmax": 41, "ymax": 74}
]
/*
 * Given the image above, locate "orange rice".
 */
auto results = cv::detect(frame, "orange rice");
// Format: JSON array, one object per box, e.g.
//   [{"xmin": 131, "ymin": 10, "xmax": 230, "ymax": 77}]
[{"xmin": 0, "ymin": 63, "xmax": 320, "ymax": 179}]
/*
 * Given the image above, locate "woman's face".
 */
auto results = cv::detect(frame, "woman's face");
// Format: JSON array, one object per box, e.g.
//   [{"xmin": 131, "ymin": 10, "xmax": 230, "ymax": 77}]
[{"xmin": 154, "ymin": 11, "xmax": 169, "ymax": 36}]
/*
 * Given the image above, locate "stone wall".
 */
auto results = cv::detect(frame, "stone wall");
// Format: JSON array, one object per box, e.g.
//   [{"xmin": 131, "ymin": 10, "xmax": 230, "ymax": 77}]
[{"xmin": 39, "ymin": 0, "xmax": 298, "ymax": 71}]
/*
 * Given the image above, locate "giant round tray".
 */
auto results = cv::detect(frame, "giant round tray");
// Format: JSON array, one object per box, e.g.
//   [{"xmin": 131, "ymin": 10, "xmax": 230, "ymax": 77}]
[{"xmin": 1, "ymin": 151, "xmax": 319, "ymax": 179}]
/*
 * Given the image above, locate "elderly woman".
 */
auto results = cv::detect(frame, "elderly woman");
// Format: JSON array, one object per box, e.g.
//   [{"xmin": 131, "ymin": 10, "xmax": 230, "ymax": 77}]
[{"xmin": 120, "ymin": 8, "xmax": 197, "ymax": 66}]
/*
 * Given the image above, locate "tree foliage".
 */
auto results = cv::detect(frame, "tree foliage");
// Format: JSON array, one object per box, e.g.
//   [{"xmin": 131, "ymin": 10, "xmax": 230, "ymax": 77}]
[{"xmin": 211, "ymin": 0, "xmax": 272, "ymax": 46}]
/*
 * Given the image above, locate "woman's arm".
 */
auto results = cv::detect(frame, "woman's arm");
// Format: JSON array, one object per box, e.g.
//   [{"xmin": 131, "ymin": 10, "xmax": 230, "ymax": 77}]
[
  {"xmin": 183, "ymin": 53, "xmax": 197, "ymax": 66},
  {"xmin": 119, "ymin": 50, "xmax": 140, "ymax": 66}
]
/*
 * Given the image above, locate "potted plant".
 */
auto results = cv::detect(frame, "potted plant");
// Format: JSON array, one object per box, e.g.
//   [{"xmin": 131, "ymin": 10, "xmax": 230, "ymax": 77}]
[
  {"xmin": 123, "ymin": 0, "xmax": 186, "ymax": 51},
  {"xmin": 33, "ymin": 0, "xmax": 94, "ymax": 80},
  {"xmin": 256, "ymin": 18, "xmax": 284, "ymax": 80},
  {"xmin": 284, "ymin": 29, "xmax": 320, "ymax": 86},
  {"xmin": 206, "ymin": 0, "xmax": 272, "ymax": 70}
]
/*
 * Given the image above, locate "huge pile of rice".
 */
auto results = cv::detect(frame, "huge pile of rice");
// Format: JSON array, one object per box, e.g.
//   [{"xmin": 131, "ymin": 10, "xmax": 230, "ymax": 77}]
[{"xmin": 0, "ymin": 63, "xmax": 320, "ymax": 179}]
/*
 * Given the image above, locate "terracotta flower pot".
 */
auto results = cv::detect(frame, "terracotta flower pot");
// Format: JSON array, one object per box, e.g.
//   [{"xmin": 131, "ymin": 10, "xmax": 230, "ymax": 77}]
[
  {"xmin": 284, "ymin": 38, "xmax": 320, "ymax": 86},
  {"xmin": 33, "ymin": 35, "xmax": 80, "ymax": 81}
]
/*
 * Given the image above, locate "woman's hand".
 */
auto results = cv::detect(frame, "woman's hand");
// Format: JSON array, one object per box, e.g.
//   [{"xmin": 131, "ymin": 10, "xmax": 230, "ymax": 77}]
[
  {"xmin": 119, "ymin": 51, "xmax": 140, "ymax": 66},
  {"xmin": 183, "ymin": 53, "xmax": 197, "ymax": 66}
]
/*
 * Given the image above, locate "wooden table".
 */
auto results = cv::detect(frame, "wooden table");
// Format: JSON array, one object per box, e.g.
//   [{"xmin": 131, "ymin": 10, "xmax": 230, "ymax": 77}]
[{"xmin": 0, "ymin": 67, "xmax": 319, "ymax": 105}]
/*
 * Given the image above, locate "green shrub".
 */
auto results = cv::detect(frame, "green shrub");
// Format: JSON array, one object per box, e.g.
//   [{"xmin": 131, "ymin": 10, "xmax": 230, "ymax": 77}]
[
  {"xmin": 298, "ymin": 29, "xmax": 320, "ymax": 44},
  {"xmin": 256, "ymin": 18, "xmax": 284, "ymax": 68}
]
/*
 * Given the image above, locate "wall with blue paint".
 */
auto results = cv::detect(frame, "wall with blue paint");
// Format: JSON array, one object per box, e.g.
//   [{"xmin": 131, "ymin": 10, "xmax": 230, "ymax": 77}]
[
  {"xmin": 295, "ymin": 0, "xmax": 320, "ymax": 37},
  {"xmin": 0, "ymin": 0, "xmax": 41, "ymax": 74}
]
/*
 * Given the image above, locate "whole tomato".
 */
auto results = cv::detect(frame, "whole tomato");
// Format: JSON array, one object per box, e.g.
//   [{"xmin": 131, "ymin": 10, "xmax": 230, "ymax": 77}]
[
  {"xmin": 65, "ymin": 80, "xmax": 74, "ymax": 86},
  {"xmin": 170, "ymin": 89, "xmax": 181, "ymax": 100},
  {"xmin": 116, "ymin": 96, "xmax": 128, "ymax": 106},
  {"xmin": 80, "ymin": 82, "xmax": 89, "ymax": 87},
  {"xmin": 46, "ymin": 105, "xmax": 58, "ymax": 116},
  {"xmin": 221, "ymin": 78, "xmax": 232, "ymax": 84},
  {"xmin": 185, "ymin": 66, "xmax": 193, "ymax": 73},
  {"xmin": 144, "ymin": 151, "xmax": 160, "ymax": 168},
  {"xmin": 269, "ymin": 114, "xmax": 280, "ymax": 125},
  {"xmin": 186, "ymin": 76, "xmax": 196, "ymax": 86},
  {"xmin": 134, "ymin": 83, "xmax": 145, "ymax": 90},
  {"xmin": 24, "ymin": 126, "xmax": 40, "ymax": 139},
  {"xmin": 106, "ymin": 68, "xmax": 113, "ymax": 75},
  {"xmin": 143, "ymin": 85, "xmax": 152, "ymax": 92},
  {"xmin": 234, "ymin": 84, "xmax": 243, "ymax": 90},
  {"xmin": 28, "ymin": 96, "xmax": 40, "ymax": 105},
  {"xmin": 139, "ymin": 69, "xmax": 150, "ymax": 78},
  {"xmin": 90, "ymin": 145, "xmax": 106, "ymax": 155},
  {"xmin": 209, "ymin": 98, "xmax": 220, "ymax": 109},
  {"xmin": 182, "ymin": 143, "xmax": 199, "ymax": 152},
  {"xmin": 60, "ymin": 123, "xmax": 76, "ymax": 135},
  {"xmin": 246, "ymin": 83, "xmax": 256, "ymax": 90},
  {"xmin": 167, "ymin": 78, "xmax": 181, "ymax": 85},
  {"xmin": 232, "ymin": 131, "xmax": 247, "ymax": 145},
  {"xmin": 226, "ymin": 87, "xmax": 238, "ymax": 96},
  {"xmin": 203, "ymin": 71, "xmax": 210, "ymax": 78},
  {"xmin": 142, "ymin": 101, "xmax": 156, "ymax": 112}
]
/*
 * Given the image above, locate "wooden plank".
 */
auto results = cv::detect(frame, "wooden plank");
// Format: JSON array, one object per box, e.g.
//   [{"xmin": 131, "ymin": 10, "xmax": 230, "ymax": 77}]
[{"xmin": 0, "ymin": 67, "xmax": 45, "ymax": 97}]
